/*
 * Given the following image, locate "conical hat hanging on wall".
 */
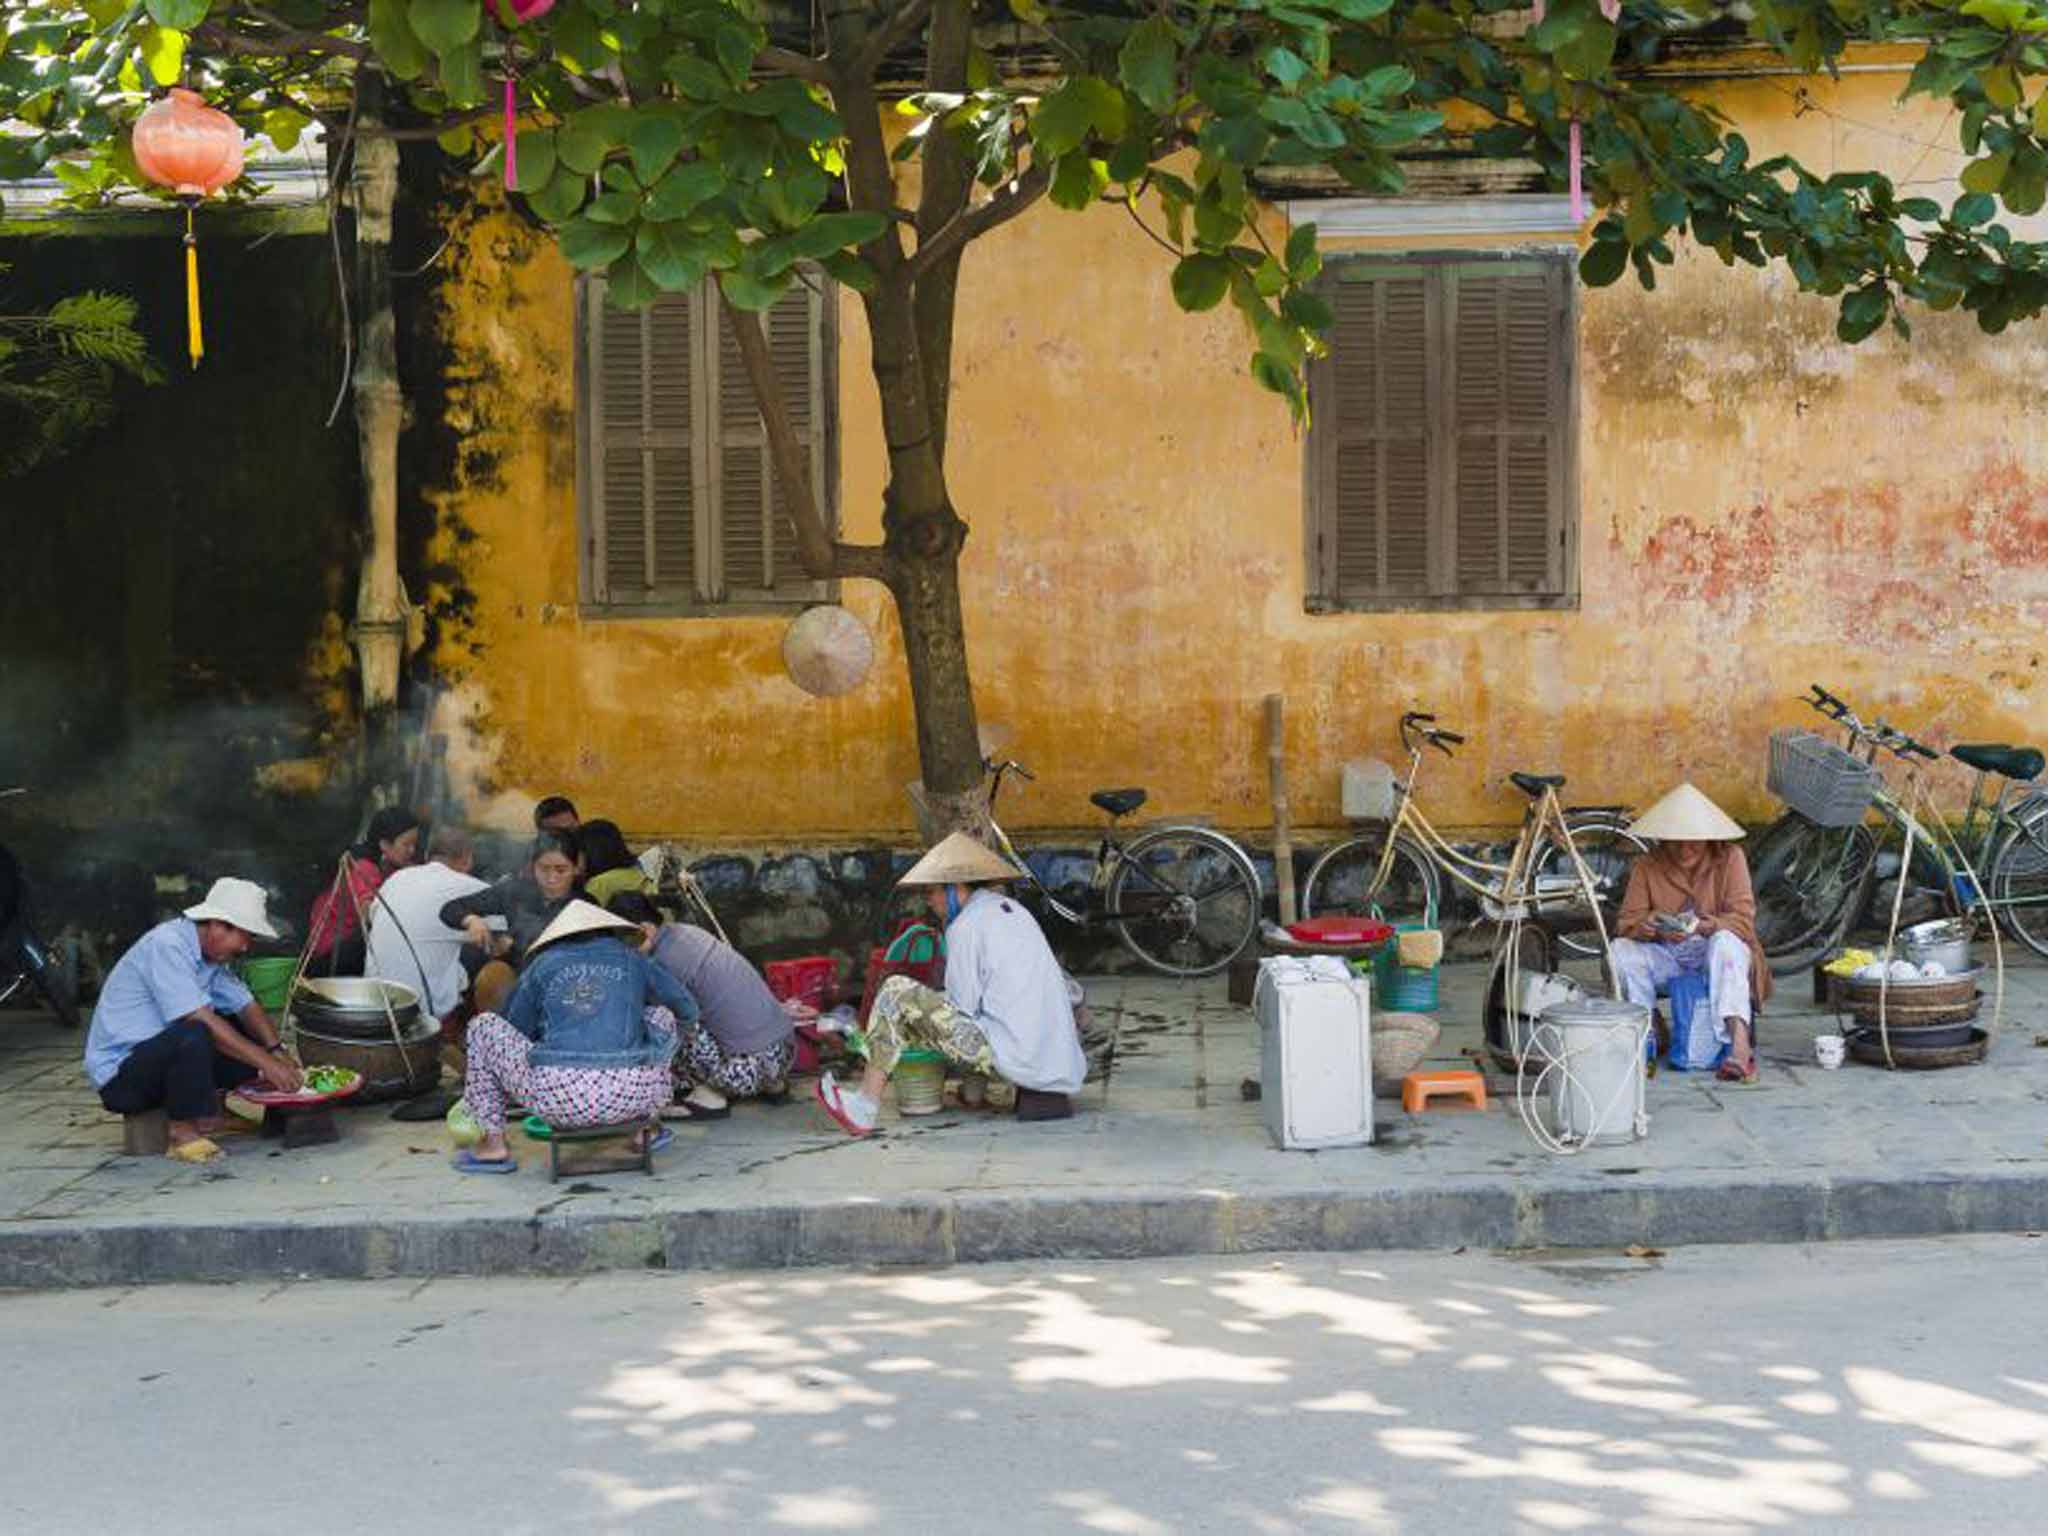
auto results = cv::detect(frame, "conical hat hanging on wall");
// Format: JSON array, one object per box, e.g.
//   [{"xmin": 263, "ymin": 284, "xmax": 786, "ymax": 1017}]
[{"xmin": 783, "ymin": 605, "xmax": 874, "ymax": 697}]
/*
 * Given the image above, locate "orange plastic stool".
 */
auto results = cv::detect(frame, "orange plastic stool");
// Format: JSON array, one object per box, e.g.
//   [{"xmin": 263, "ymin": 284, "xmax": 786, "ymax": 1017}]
[{"xmin": 1402, "ymin": 1069, "xmax": 1488, "ymax": 1113}]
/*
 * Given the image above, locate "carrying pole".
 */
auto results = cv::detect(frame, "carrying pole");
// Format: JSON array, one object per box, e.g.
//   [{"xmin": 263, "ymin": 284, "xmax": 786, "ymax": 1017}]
[{"xmin": 1265, "ymin": 694, "xmax": 1297, "ymax": 926}]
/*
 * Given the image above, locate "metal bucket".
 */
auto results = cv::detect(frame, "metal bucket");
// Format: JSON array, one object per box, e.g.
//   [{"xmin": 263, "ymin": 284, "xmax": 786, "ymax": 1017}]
[
  {"xmin": 1900, "ymin": 919, "xmax": 1972, "ymax": 976},
  {"xmin": 894, "ymin": 1049, "xmax": 946, "ymax": 1115},
  {"xmin": 295, "ymin": 1016, "xmax": 442, "ymax": 1103},
  {"xmin": 1539, "ymin": 998, "xmax": 1649, "ymax": 1147}
]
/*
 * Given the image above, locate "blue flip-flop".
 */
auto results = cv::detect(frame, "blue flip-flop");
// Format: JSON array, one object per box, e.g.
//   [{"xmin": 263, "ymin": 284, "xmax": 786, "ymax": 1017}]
[
  {"xmin": 646, "ymin": 1127, "xmax": 675, "ymax": 1155},
  {"xmin": 452, "ymin": 1150, "xmax": 518, "ymax": 1175}
]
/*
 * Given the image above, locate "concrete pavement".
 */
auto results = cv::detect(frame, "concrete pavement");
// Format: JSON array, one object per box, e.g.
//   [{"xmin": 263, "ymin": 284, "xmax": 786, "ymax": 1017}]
[
  {"xmin": 4, "ymin": 1237, "xmax": 2045, "ymax": 1532},
  {"xmin": 1, "ymin": 958, "xmax": 2046, "ymax": 1286}
]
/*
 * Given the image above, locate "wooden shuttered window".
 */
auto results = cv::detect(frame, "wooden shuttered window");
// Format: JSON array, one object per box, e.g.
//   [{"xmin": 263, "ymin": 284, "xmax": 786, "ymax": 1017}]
[
  {"xmin": 579, "ymin": 274, "xmax": 836, "ymax": 612},
  {"xmin": 1306, "ymin": 254, "xmax": 1577, "ymax": 611}
]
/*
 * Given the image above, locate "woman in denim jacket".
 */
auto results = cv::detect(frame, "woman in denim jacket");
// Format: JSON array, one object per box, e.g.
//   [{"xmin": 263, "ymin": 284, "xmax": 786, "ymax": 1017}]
[{"xmin": 454, "ymin": 899, "xmax": 699, "ymax": 1174}]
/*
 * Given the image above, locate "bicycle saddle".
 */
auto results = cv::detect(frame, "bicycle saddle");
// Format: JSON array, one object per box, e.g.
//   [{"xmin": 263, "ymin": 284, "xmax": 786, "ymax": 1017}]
[
  {"xmin": 1090, "ymin": 788, "xmax": 1148, "ymax": 818},
  {"xmin": 1952, "ymin": 742, "xmax": 2045, "ymax": 781},
  {"xmin": 1509, "ymin": 771, "xmax": 1567, "ymax": 797}
]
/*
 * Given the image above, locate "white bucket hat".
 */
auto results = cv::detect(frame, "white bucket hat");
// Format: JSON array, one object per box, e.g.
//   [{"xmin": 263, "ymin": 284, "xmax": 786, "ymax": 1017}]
[
  {"xmin": 527, "ymin": 898, "xmax": 642, "ymax": 956},
  {"xmin": 183, "ymin": 877, "xmax": 280, "ymax": 939},
  {"xmin": 898, "ymin": 831, "xmax": 1023, "ymax": 888},
  {"xmin": 1629, "ymin": 782, "xmax": 1746, "ymax": 842}
]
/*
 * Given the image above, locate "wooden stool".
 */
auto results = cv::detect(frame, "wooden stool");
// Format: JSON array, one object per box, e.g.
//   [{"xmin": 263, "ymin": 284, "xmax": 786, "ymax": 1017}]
[
  {"xmin": 1015, "ymin": 1087, "xmax": 1073, "ymax": 1122},
  {"xmin": 122, "ymin": 1110, "xmax": 170, "ymax": 1156},
  {"xmin": 259, "ymin": 1103, "xmax": 340, "ymax": 1150},
  {"xmin": 1402, "ymin": 1069, "xmax": 1487, "ymax": 1114},
  {"xmin": 548, "ymin": 1121, "xmax": 654, "ymax": 1183}
]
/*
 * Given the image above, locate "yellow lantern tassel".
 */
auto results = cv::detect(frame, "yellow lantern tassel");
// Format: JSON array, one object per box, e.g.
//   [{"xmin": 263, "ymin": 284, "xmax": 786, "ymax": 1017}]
[{"xmin": 183, "ymin": 204, "xmax": 203, "ymax": 369}]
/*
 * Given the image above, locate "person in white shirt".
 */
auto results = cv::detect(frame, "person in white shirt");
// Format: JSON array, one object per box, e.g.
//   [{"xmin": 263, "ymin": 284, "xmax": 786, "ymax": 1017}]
[
  {"xmin": 816, "ymin": 832, "xmax": 1085, "ymax": 1136},
  {"xmin": 364, "ymin": 825, "xmax": 489, "ymax": 1019}
]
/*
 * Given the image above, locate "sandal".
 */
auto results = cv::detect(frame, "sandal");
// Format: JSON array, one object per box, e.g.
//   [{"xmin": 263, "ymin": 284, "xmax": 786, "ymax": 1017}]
[
  {"xmin": 633, "ymin": 1127, "xmax": 676, "ymax": 1155},
  {"xmin": 1716, "ymin": 1056, "xmax": 1759, "ymax": 1084},
  {"xmin": 452, "ymin": 1150, "xmax": 519, "ymax": 1175},
  {"xmin": 166, "ymin": 1137, "xmax": 223, "ymax": 1165}
]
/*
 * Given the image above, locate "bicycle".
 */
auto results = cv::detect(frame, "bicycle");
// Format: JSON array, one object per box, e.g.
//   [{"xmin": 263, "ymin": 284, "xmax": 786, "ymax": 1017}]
[
  {"xmin": 0, "ymin": 788, "xmax": 83, "ymax": 1029},
  {"xmin": 1752, "ymin": 684, "xmax": 2048, "ymax": 968},
  {"xmin": 976, "ymin": 758, "xmax": 1264, "ymax": 978},
  {"xmin": 1300, "ymin": 712, "xmax": 1647, "ymax": 961}
]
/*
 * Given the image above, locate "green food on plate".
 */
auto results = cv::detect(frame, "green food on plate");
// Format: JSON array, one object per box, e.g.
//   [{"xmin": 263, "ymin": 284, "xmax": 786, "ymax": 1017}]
[{"xmin": 300, "ymin": 1065, "xmax": 357, "ymax": 1094}]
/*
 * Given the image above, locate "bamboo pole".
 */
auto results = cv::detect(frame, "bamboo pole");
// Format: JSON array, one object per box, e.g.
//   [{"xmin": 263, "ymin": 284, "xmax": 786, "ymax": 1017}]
[{"xmin": 1266, "ymin": 693, "xmax": 1296, "ymax": 926}]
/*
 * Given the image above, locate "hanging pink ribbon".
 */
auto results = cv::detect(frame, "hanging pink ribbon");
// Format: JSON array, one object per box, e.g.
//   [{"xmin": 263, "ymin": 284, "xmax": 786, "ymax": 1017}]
[
  {"xmin": 504, "ymin": 73, "xmax": 518, "ymax": 191},
  {"xmin": 1569, "ymin": 119, "xmax": 1583, "ymax": 223}
]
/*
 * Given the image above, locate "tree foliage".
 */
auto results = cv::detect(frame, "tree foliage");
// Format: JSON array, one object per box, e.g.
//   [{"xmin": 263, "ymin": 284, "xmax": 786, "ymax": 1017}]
[{"xmin": 0, "ymin": 271, "xmax": 160, "ymax": 478}]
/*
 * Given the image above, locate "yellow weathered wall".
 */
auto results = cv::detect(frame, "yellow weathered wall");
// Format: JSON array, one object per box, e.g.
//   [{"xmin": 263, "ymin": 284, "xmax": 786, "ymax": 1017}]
[{"xmin": 427, "ymin": 57, "xmax": 2048, "ymax": 844}]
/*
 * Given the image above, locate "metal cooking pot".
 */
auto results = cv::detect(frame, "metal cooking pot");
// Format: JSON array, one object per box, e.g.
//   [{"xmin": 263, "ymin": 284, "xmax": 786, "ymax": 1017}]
[
  {"xmin": 289, "ymin": 977, "xmax": 422, "ymax": 1039},
  {"xmin": 295, "ymin": 1016, "xmax": 442, "ymax": 1103},
  {"xmin": 1900, "ymin": 918, "xmax": 1972, "ymax": 977}
]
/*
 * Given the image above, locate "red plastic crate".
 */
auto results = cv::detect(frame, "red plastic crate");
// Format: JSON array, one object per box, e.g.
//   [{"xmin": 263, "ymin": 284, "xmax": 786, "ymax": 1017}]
[{"xmin": 764, "ymin": 956, "xmax": 835, "ymax": 1009}]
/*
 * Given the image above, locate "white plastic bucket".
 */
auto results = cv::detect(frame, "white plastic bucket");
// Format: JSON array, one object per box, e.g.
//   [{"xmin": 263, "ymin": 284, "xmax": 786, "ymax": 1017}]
[{"xmin": 1540, "ymin": 998, "xmax": 1649, "ymax": 1146}]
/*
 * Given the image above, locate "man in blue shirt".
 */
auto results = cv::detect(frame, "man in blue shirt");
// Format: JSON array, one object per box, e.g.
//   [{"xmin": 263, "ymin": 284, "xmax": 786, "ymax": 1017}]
[{"xmin": 85, "ymin": 878, "xmax": 303, "ymax": 1163}]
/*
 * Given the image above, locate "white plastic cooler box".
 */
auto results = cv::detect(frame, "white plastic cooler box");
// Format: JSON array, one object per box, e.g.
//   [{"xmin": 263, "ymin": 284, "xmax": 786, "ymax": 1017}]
[{"xmin": 1253, "ymin": 956, "xmax": 1374, "ymax": 1151}]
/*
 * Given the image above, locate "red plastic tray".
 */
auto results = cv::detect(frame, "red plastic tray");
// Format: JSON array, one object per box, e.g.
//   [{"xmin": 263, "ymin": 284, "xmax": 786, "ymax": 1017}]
[{"xmin": 1286, "ymin": 917, "xmax": 1394, "ymax": 946}]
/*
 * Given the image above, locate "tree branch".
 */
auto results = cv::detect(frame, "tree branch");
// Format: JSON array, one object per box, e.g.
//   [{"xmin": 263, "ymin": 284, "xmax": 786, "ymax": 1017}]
[
  {"xmin": 759, "ymin": 46, "xmax": 835, "ymax": 85},
  {"xmin": 856, "ymin": 0, "xmax": 937, "ymax": 78},
  {"xmin": 907, "ymin": 160, "xmax": 1052, "ymax": 281},
  {"xmin": 718, "ymin": 289, "xmax": 890, "ymax": 585},
  {"xmin": 193, "ymin": 18, "xmax": 369, "ymax": 60},
  {"xmin": 910, "ymin": 0, "xmax": 975, "ymax": 461}
]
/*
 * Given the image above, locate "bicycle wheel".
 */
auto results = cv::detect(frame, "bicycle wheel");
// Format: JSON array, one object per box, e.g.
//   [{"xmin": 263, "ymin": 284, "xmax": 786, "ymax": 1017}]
[
  {"xmin": 1988, "ymin": 815, "xmax": 2048, "ymax": 959},
  {"xmin": 1106, "ymin": 827, "xmax": 1261, "ymax": 977},
  {"xmin": 1300, "ymin": 831, "xmax": 1438, "ymax": 928},
  {"xmin": 1531, "ymin": 816, "xmax": 1649, "ymax": 960},
  {"xmin": 1751, "ymin": 814, "xmax": 1878, "ymax": 974}
]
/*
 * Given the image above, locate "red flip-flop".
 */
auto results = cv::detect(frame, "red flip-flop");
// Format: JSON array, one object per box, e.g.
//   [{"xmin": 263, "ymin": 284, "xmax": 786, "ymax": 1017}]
[
  {"xmin": 1717, "ymin": 1057, "xmax": 1758, "ymax": 1084},
  {"xmin": 814, "ymin": 1074, "xmax": 877, "ymax": 1138}
]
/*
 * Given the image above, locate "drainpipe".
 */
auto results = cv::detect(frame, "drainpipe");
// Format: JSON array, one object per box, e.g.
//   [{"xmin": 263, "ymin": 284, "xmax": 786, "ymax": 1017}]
[{"xmin": 348, "ymin": 77, "xmax": 408, "ymax": 728}]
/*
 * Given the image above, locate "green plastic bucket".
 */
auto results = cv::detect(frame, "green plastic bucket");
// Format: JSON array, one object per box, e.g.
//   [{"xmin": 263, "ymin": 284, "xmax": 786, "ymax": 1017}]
[
  {"xmin": 237, "ymin": 957, "xmax": 299, "ymax": 1013},
  {"xmin": 895, "ymin": 1047, "xmax": 947, "ymax": 1116}
]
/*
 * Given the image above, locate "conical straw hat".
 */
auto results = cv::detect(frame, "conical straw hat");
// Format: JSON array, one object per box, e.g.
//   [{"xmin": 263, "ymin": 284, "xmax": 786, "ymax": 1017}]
[
  {"xmin": 527, "ymin": 898, "xmax": 642, "ymax": 955},
  {"xmin": 782, "ymin": 605, "xmax": 874, "ymax": 697},
  {"xmin": 1629, "ymin": 782, "xmax": 1745, "ymax": 842},
  {"xmin": 897, "ymin": 831, "xmax": 1023, "ymax": 887}
]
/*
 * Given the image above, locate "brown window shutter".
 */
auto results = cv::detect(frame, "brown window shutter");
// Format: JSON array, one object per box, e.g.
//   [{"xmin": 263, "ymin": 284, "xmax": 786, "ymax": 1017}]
[
  {"xmin": 710, "ymin": 281, "xmax": 827, "ymax": 601},
  {"xmin": 644, "ymin": 295, "xmax": 698, "ymax": 593},
  {"xmin": 1318, "ymin": 267, "xmax": 1434, "ymax": 601},
  {"xmin": 587, "ymin": 285, "xmax": 698, "ymax": 605},
  {"xmin": 1447, "ymin": 262, "xmax": 1568, "ymax": 597}
]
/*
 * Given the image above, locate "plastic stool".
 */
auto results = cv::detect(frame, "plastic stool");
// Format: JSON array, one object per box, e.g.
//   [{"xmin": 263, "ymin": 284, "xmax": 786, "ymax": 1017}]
[
  {"xmin": 548, "ymin": 1121, "xmax": 655, "ymax": 1183},
  {"xmin": 1402, "ymin": 1069, "xmax": 1487, "ymax": 1113}
]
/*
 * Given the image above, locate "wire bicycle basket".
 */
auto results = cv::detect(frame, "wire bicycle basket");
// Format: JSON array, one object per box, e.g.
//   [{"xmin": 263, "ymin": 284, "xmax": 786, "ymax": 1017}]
[{"xmin": 1767, "ymin": 729, "xmax": 1882, "ymax": 826}]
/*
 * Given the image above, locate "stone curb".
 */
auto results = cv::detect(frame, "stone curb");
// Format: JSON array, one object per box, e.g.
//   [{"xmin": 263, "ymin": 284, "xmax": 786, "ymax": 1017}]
[{"xmin": 4, "ymin": 1168, "xmax": 2047, "ymax": 1289}]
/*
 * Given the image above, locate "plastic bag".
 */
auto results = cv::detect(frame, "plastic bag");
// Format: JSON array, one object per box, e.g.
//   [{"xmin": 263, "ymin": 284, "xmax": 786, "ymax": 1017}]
[
  {"xmin": 446, "ymin": 1098, "xmax": 482, "ymax": 1147},
  {"xmin": 1666, "ymin": 975, "xmax": 1728, "ymax": 1072}
]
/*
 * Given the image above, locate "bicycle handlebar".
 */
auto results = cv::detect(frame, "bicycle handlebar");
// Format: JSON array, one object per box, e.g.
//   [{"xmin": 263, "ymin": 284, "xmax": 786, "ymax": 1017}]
[
  {"xmin": 1400, "ymin": 712, "xmax": 1463, "ymax": 755},
  {"xmin": 1806, "ymin": 688, "xmax": 1943, "ymax": 766}
]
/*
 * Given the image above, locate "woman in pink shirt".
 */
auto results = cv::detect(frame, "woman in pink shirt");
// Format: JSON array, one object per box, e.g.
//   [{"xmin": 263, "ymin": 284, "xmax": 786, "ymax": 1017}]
[{"xmin": 306, "ymin": 806, "xmax": 422, "ymax": 976}]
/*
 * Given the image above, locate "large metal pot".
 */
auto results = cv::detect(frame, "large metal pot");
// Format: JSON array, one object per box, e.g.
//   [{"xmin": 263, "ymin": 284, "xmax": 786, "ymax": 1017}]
[
  {"xmin": 290, "ymin": 977, "xmax": 422, "ymax": 1039},
  {"xmin": 294, "ymin": 1016, "xmax": 442, "ymax": 1103},
  {"xmin": 1900, "ymin": 918, "xmax": 1972, "ymax": 976}
]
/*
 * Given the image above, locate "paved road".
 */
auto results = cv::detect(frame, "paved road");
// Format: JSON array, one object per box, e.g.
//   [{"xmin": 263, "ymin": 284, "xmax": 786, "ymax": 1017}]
[{"xmin": 5, "ymin": 1237, "xmax": 2044, "ymax": 1533}]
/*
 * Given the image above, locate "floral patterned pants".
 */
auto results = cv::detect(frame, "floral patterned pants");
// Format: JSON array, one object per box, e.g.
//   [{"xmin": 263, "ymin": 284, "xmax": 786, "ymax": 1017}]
[
  {"xmin": 676, "ymin": 1021, "xmax": 796, "ymax": 1099},
  {"xmin": 464, "ymin": 1010, "xmax": 675, "ymax": 1133}
]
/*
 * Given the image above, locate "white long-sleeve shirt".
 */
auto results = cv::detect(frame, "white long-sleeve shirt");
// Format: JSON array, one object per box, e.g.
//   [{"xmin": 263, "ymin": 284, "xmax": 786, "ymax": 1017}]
[
  {"xmin": 364, "ymin": 861, "xmax": 489, "ymax": 1017},
  {"xmin": 945, "ymin": 889, "xmax": 1085, "ymax": 1093}
]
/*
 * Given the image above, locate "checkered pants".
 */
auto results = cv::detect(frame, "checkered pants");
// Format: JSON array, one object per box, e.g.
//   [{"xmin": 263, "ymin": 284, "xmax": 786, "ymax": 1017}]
[{"xmin": 464, "ymin": 1010, "xmax": 675, "ymax": 1133}]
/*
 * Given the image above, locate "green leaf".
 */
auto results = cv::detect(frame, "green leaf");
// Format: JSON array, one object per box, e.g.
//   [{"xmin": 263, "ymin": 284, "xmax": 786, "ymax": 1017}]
[
  {"xmin": 1265, "ymin": 46, "xmax": 1311, "ymax": 89},
  {"xmin": 605, "ymin": 252, "xmax": 662, "ymax": 310},
  {"xmin": 1171, "ymin": 253, "xmax": 1232, "ymax": 311},
  {"xmin": 1049, "ymin": 152, "xmax": 1108, "ymax": 210},
  {"xmin": 1285, "ymin": 220, "xmax": 1318, "ymax": 278},
  {"xmin": 718, "ymin": 266, "xmax": 790, "ymax": 311},
  {"xmin": 713, "ymin": 18, "xmax": 760, "ymax": 87},
  {"xmin": 367, "ymin": 0, "xmax": 428, "ymax": 82},
  {"xmin": 1118, "ymin": 17, "xmax": 1179, "ymax": 115},
  {"xmin": 556, "ymin": 118, "xmax": 614, "ymax": 176},
  {"xmin": 774, "ymin": 92, "xmax": 843, "ymax": 142},
  {"xmin": 643, "ymin": 160, "xmax": 724, "ymax": 221},
  {"xmin": 790, "ymin": 209, "xmax": 889, "ymax": 255},
  {"xmin": 529, "ymin": 167, "xmax": 591, "ymax": 223},
  {"xmin": 1962, "ymin": 151, "xmax": 2012, "ymax": 195},
  {"xmin": 1579, "ymin": 238, "xmax": 1629, "ymax": 286},
  {"xmin": 144, "ymin": 0, "xmax": 209, "ymax": 27},
  {"xmin": 635, "ymin": 220, "xmax": 709, "ymax": 291},
  {"xmin": 2036, "ymin": 91, "xmax": 2048, "ymax": 139},
  {"xmin": 1898, "ymin": 197, "xmax": 1941, "ymax": 221},
  {"xmin": 1837, "ymin": 285, "xmax": 1887, "ymax": 343},
  {"xmin": 137, "ymin": 25, "xmax": 185, "ymax": 87},
  {"xmin": 1032, "ymin": 76, "xmax": 1127, "ymax": 160},
  {"xmin": 511, "ymin": 129, "xmax": 556, "ymax": 195},
  {"xmin": 583, "ymin": 189, "xmax": 640, "ymax": 225},
  {"xmin": 1952, "ymin": 190, "xmax": 1997, "ymax": 225},
  {"xmin": 628, "ymin": 114, "xmax": 685, "ymax": 183},
  {"xmin": 559, "ymin": 218, "xmax": 634, "ymax": 271},
  {"xmin": 820, "ymin": 250, "xmax": 878, "ymax": 294},
  {"xmin": 1983, "ymin": 64, "xmax": 2023, "ymax": 111},
  {"xmin": 408, "ymin": 0, "xmax": 479, "ymax": 57},
  {"xmin": 438, "ymin": 124, "xmax": 474, "ymax": 155},
  {"xmin": 438, "ymin": 40, "xmax": 484, "ymax": 107},
  {"xmin": 666, "ymin": 51, "xmax": 730, "ymax": 102}
]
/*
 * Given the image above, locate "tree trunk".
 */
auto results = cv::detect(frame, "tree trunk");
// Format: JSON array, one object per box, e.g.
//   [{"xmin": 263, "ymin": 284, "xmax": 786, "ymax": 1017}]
[
  {"xmin": 348, "ymin": 76, "xmax": 407, "ymax": 737},
  {"xmin": 888, "ymin": 530, "xmax": 984, "ymax": 831}
]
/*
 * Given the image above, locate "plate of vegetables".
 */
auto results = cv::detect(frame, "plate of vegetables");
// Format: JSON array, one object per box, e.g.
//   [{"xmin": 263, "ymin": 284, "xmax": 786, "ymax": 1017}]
[{"xmin": 235, "ymin": 1063, "xmax": 363, "ymax": 1106}]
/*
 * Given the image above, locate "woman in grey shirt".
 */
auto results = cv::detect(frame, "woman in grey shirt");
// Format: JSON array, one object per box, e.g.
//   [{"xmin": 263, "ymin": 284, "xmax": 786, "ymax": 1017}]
[{"xmin": 607, "ymin": 894, "xmax": 801, "ymax": 1109}]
